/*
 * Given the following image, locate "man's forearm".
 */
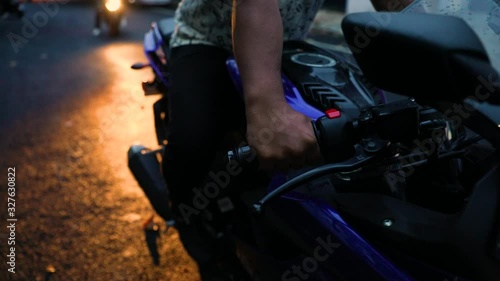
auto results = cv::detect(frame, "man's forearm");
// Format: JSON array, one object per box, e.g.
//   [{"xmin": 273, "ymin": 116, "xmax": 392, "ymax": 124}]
[{"xmin": 232, "ymin": 0, "xmax": 285, "ymax": 105}]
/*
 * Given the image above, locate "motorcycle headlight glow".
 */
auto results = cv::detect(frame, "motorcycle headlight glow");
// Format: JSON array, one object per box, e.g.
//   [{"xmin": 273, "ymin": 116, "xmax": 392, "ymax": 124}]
[{"xmin": 105, "ymin": 0, "xmax": 121, "ymax": 12}]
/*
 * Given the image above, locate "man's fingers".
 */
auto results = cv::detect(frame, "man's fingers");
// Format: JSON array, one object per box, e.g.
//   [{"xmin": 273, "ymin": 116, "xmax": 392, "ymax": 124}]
[
  {"xmin": 306, "ymin": 143, "xmax": 323, "ymax": 165},
  {"xmin": 258, "ymin": 159, "xmax": 273, "ymax": 172}
]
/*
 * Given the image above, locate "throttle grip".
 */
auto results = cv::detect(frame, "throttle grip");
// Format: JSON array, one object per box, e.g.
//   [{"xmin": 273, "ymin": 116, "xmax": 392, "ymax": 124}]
[
  {"xmin": 227, "ymin": 113, "xmax": 357, "ymax": 166},
  {"xmin": 312, "ymin": 114, "xmax": 357, "ymax": 163},
  {"xmin": 226, "ymin": 145, "xmax": 257, "ymax": 165}
]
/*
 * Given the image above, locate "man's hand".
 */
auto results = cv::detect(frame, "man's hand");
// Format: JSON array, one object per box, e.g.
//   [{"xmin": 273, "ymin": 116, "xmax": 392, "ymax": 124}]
[
  {"xmin": 232, "ymin": 0, "xmax": 321, "ymax": 171},
  {"xmin": 245, "ymin": 97, "xmax": 321, "ymax": 171}
]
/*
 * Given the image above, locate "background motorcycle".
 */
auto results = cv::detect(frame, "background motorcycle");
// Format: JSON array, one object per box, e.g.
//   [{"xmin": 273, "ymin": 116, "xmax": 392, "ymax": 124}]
[
  {"xmin": 129, "ymin": 0, "xmax": 500, "ymax": 280},
  {"xmin": 101, "ymin": 0, "xmax": 124, "ymax": 37}
]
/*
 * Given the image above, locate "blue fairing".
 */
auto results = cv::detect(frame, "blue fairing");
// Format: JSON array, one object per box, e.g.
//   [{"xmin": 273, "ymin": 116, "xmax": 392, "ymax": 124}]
[
  {"xmin": 226, "ymin": 58, "xmax": 324, "ymax": 120},
  {"xmin": 226, "ymin": 55, "xmax": 414, "ymax": 280},
  {"xmin": 225, "ymin": 43, "xmax": 474, "ymax": 281},
  {"xmin": 144, "ymin": 24, "xmax": 169, "ymax": 86},
  {"xmin": 266, "ymin": 167, "xmax": 473, "ymax": 281}
]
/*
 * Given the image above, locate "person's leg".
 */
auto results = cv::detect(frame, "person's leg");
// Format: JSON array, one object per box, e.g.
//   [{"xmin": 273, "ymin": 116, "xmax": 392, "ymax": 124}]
[
  {"xmin": 95, "ymin": 11, "xmax": 100, "ymax": 28},
  {"xmin": 161, "ymin": 44, "xmax": 245, "ymax": 279},
  {"xmin": 93, "ymin": 3, "xmax": 101, "ymax": 35}
]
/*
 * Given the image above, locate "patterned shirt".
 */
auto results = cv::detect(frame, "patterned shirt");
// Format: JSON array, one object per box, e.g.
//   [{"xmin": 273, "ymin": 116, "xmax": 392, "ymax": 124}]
[{"xmin": 170, "ymin": 0, "xmax": 324, "ymax": 51}]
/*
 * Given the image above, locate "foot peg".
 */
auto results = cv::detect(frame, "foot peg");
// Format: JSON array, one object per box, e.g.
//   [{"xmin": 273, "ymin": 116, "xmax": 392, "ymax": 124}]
[{"xmin": 131, "ymin": 62, "xmax": 150, "ymax": 69}]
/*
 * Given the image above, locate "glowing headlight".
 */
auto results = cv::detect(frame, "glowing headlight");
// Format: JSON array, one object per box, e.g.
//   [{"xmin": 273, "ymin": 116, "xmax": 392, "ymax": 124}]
[{"xmin": 105, "ymin": 0, "xmax": 121, "ymax": 12}]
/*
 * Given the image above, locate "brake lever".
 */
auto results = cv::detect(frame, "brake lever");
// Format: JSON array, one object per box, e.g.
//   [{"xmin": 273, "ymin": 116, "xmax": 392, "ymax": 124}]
[{"xmin": 252, "ymin": 144, "xmax": 383, "ymax": 214}]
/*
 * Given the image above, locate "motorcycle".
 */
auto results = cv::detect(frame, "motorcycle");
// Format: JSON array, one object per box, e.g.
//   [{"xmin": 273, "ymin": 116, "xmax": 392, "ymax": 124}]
[
  {"xmin": 101, "ymin": 0, "xmax": 124, "ymax": 36},
  {"xmin": 128, "ymin": 0, "xmax": 500, "ymax": 280}
]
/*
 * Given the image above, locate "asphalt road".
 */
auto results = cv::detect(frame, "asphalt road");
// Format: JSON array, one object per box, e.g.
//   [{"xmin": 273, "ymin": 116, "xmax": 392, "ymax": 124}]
[{"xmin": 0, "ymin": 2, "xmax": 201, "ymax": 281}]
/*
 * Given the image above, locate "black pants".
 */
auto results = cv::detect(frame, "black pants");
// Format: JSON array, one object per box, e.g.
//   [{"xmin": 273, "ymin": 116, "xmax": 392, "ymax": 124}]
[
  {"xmin": 94, "ymin": 10, "xmax": 101, "ymax": 29},
  {"xmin": 162, "ymin": 44, "xmax": 245, "ymax": 206},
  {"xmin": 161, "ymin": 44, "xmax": 245, "ymax": 269},
  {"xmin": 94, "ymin": 0, "xmax": 104, "ymax": 29}
]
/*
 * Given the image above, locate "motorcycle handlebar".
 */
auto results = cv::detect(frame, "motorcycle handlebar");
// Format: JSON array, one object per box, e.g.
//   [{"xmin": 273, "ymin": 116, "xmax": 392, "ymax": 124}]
[
  {"xmin": 227, "ymin": 99, "xmax": 421, "ymax": 166},
  {"xmin": 226, "ymin": 145, "xmax": 256, "ymax": 164},
  {"xmin": 226, "ymin": 113, "xmax": 355, "ymax": 166}
]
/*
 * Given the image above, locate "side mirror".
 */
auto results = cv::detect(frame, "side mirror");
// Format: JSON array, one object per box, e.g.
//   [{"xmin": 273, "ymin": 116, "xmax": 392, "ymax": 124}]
[{"xmin": 341, "ymin": 12, "xmax": 500, "ymax": 105}]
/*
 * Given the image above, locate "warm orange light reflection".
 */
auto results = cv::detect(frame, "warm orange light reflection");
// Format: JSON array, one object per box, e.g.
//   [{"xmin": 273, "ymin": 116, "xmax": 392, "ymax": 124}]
[{"xmin": 89, "ymin": 43, "xmax": 159, "ymax": 195}]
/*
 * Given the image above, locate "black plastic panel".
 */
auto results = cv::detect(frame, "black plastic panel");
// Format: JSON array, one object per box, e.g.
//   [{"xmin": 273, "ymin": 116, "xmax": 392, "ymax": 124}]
[{"xmin": 281, "ymin": 41, "xmax": 379, "ymax": 119}]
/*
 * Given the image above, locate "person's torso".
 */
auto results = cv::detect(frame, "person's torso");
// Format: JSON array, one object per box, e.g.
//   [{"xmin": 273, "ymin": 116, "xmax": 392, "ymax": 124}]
[{"xmin": 170, "ymin": 0, "xmax": 324, "ymax": 51}]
